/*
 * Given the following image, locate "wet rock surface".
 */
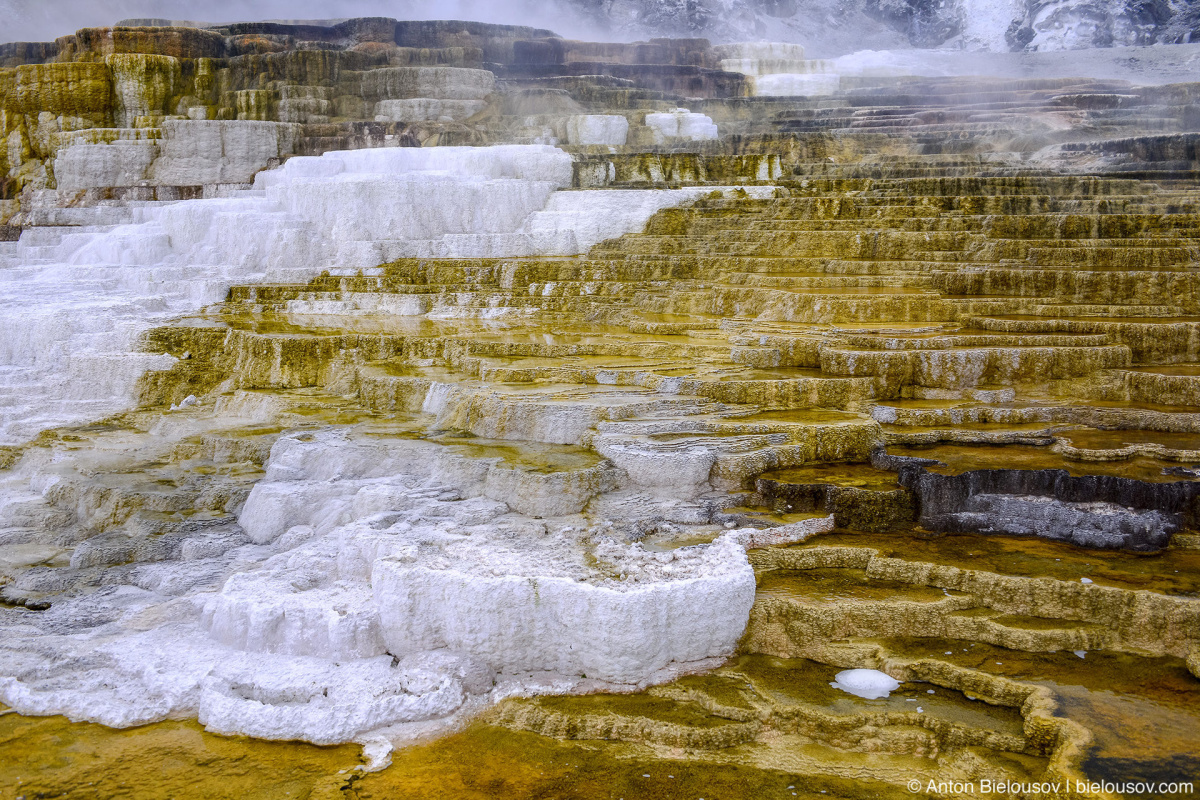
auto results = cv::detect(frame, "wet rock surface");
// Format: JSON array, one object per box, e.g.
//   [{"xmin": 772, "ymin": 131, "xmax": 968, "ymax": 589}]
[{"xmin": 882, "ymin": 452, "xmax": 1200, "ymax": 550}]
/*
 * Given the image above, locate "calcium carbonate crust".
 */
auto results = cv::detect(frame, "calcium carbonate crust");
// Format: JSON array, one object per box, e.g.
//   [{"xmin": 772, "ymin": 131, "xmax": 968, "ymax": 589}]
[
  {"xmin": 0, "ymin": 431, "xmax": 766, "ymax": 751},
  {"xmin": 0, "ymin": 141, "xmax": 762, "ymax": 444},
  {"xmin": 0, "ymin": 140, "xmax": 787, "ymax": 757}
]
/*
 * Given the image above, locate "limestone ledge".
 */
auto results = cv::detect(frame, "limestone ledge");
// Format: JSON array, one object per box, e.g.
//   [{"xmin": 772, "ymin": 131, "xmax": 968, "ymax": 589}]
[
  {"xmin": 486, "ymin": 643, "xmax": 1101, "ymax": 799},
  {"xmin": 4, "ymin": 146, "xmax": 774, "ymax": 444},
  {"xmin": 747, "ymin": 544, "xmax": 1200, "ymax": 664},
  {"xmin": 0, "ymin": 422, "xmax": 773, "ymax": 745}
]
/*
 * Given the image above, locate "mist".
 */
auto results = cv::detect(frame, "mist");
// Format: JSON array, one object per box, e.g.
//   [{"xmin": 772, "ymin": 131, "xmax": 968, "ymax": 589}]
[{"xmin": 0, "ymin": 0, "xmax": 614, "ymax": 43}]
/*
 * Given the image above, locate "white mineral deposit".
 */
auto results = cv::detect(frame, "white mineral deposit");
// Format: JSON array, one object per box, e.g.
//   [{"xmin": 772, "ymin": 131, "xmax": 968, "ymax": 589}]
[{"xmin": 2, "ymin": 4, "xmax": 1198, "ymax": 798}]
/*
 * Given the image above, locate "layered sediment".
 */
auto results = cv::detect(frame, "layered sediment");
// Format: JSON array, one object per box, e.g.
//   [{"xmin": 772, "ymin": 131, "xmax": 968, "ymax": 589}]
[{"xmin": 1, "ymin": 15, "xmax": 1199, "ymax": 800}]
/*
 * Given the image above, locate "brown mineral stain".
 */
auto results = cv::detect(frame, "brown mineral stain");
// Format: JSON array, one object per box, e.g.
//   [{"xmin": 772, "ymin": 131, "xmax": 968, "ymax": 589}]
[{"xmin": 0, "ymin": 712, "xmax": 361, "ymax": 800}]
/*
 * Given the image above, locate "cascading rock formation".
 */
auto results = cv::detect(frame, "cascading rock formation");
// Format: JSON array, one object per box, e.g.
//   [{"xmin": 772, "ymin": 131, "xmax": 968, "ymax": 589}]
[{"xmin": 1, "ymin": 11, "xmax": 1199, "ymax": 800}]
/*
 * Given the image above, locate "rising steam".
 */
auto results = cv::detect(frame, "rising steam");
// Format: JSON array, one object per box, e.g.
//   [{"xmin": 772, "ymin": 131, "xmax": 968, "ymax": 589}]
[{"xmin": 1, "ymin": 0, "xmax": 610, "ymax": 43}]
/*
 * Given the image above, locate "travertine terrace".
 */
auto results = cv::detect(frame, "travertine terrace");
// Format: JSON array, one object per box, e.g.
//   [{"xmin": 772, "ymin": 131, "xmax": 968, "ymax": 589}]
[{"xmin": 1, "ymin": 15, "xmax": 1199, "ymax": 800}]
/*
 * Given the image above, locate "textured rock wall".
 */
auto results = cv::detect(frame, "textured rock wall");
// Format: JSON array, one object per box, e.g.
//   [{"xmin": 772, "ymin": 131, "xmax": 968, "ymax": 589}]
[
  {"xmin": 878, "ymin": 451, "xmax": 1200, "ymax": 550},
  {"xmin": 65, "ymin": 26, "xmax": 228, "ymax": 59},
  {"xmin": 0, "ymin": 145, "xmax": 781, "ymax": 443}
]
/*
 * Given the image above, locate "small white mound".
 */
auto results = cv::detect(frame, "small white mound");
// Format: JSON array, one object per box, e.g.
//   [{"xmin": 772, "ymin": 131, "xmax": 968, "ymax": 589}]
[
  {"xmin": 644, "ymin": 109, "xmax": 718, "ymax": 142},
  {"xmin": 565, "ymin": 115, "xmax": 629, "ymax": 146},
  {"xmin": 830, "ymin": 668, "xmax": 901, "ymax": 699}
]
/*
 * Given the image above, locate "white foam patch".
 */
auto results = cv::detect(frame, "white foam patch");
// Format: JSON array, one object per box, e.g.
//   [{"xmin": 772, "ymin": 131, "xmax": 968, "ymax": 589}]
[{"xmin": 831, "ymin": 668, "xmax": 901, "ymax": 699}]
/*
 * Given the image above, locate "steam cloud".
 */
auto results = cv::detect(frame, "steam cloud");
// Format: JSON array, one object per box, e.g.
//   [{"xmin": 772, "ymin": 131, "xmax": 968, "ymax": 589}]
[{"xmin": 1, "ymin": 0, "xmax": 607, "ymax": 42}]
